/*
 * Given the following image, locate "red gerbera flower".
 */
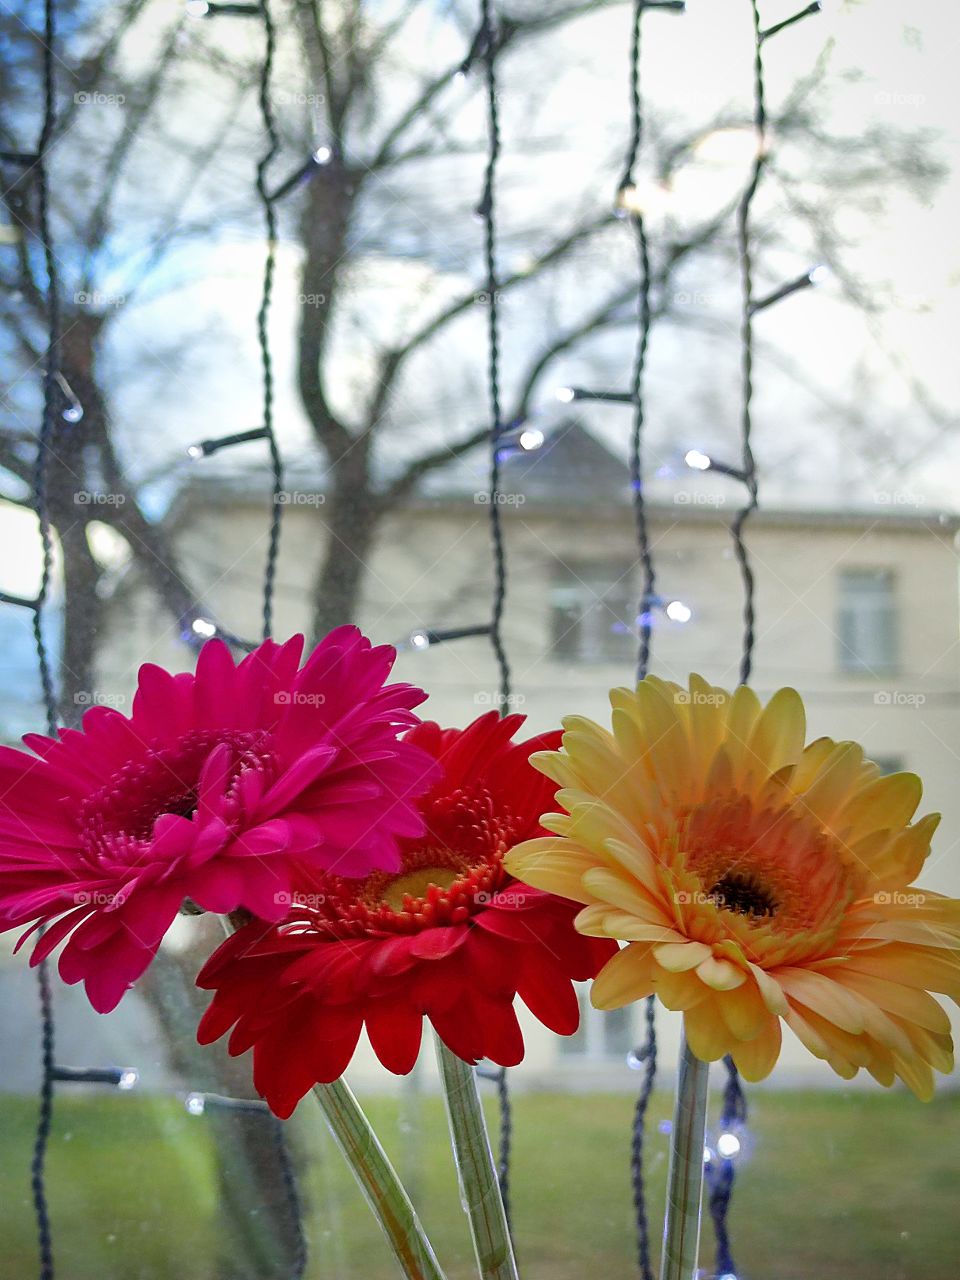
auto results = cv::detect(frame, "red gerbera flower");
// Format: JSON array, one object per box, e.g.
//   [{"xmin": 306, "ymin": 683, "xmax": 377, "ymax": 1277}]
[
  {"xmin": 197, "ymin": 712, "xmax": 617, "ymax": 1118},
  {"xmin": 0, "ymin": 628, "xmax": 436, "ymax": 1013}
]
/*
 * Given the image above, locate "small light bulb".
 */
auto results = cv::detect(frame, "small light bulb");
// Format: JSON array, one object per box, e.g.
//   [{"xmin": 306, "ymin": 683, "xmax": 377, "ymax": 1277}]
[
  {"xmin": 518, "ymin": 428, "xmax": 544, "ymax": 451},
  {"xmin": 717, "ymin": 1131, "xmax": 741, "ymax": 1159},
  {"xmin": 118, "ymin": 1068, "xmax": 139, "ymax": 1091},
  {"xmin": 186, "ymin": 443, "xmax": 205, "ymax": 460},
  {"xmin": 665, "ymin": 600, "xmax": 692, "ymax": 624},
  {"xmin": 410, "ymin": 630, "xmax": 431, "ymax": 650},
  {"xmin": 808, "ymin": 263, "xmax": 829, "ymax": 286},
  {"xmin": 191, "ymin": 618, "xmax": 217, "ymax": 638},
  {"xmin": 684, "ymin": 448, "xmax": 711, "ymax": 471},
  {"xmin": 555, "ymin": 387, "xmax": 576, "ymax": 404},
  {"xmin": 185, "ymin": 1092, "xmax": 206, "ymax": 1116},
  {"xmin": 62, "ymin": 403, "xmax": 84, "ymax": 423},
  {"xmin": 185, "ymin": 0, "xmax": 210, "ymax": 16},
  {"xmin": 312, "ymin": 145, "xmax": 332, "ymax": 165},
  {"xmin": 703, "ymin": 1145, "xmax": 713, "ymax": 1164}
]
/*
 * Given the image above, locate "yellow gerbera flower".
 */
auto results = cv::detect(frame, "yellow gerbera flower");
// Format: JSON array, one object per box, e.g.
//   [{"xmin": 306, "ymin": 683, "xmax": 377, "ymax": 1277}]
[{"xmin": 506, "ymin": 675, "xmax": 960, "ymax": 1099}]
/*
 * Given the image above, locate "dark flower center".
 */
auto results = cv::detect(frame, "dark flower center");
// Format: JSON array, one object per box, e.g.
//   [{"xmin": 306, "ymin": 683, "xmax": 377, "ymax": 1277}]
[
  {"xmin": 709, "ymin": 871, "xmax": 778, "ymax": 921},
  {"xmin": 78, "ymin": 730, "xmax": 273, "ymax": 866}
]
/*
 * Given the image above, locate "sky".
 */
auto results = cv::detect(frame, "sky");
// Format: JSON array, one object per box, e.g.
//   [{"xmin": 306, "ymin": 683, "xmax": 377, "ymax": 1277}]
[{"xmin": 2, "ymin": 0, "xmax": 959, "ymax": 609}]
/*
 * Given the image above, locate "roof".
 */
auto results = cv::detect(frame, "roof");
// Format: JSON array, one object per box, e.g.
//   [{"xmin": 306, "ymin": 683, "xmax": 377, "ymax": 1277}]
[{"xmin": 164, "ymin": 420, "xmax": 960, "ymax": 534}]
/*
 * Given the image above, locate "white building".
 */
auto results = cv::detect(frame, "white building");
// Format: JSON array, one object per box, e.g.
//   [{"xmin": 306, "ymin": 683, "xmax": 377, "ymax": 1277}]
[{"xmin": 3, "ymin": 422, "xmax": 959, "ymax": 1091}]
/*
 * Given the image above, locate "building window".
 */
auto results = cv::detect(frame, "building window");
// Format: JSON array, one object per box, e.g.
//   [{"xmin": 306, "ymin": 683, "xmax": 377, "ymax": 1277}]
[
  {"xmin": 559, "ymin": 985, "xmax": 634, "ymax": 1061},
  {"xmin": 836, "ymin": 568, "xmax": 898, "ymax": 675},
  {"xmin": 549, "ymin": 562, "xmax": 636, "ymax": 662}
]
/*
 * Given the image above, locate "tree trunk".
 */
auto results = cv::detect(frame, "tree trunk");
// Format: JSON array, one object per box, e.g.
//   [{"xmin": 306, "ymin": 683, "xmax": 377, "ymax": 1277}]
[{"xmin": 310, "ymin": 455, "xmax": 380, "ymax": 641}]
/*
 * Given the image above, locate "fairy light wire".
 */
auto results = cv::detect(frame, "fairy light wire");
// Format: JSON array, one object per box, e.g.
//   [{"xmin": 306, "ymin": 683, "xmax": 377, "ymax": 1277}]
[
  {"xmin": 249, "ymin": 4, "xmax": 305, "ymax": 1273},
  {"xmin": 476, "ymin": 0, "xmax": 515, "ymax": 1225},
  {"xmin": 254, "ymin": 0, "xmax": 284, "ymax": 641},
  {"xmin": 704, "ymin": 4, "xmax": 774, "ymax": 1274},
  {"xmin": 26, "ymin": 1, "xmax": 63, "ymax": 1275},
  {"xmin": 617, "ymin": 6, "xmax": 668, "ymax": 1277}
]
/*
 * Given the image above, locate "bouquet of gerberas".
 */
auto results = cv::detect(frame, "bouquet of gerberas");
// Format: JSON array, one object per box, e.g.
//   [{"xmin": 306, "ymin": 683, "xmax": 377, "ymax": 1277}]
[{"xmin": 1, "ymin": 633, "xmax": 957, "ymax": 1280}]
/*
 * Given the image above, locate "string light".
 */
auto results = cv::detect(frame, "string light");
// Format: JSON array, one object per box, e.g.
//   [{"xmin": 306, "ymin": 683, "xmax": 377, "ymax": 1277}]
[
  {"xmin": 517, "ymin": 427, "xmax": 544, "ymax": 451},
  {"xmin": 664, "ymin": 599, "xmax": 692, "ymax": 623},
  {"xmin": 750, "ymin": 264, "xmax": 827, "ymax": 314},
  {"xmin": 555, "ymin": 386, "xmax": 636, "ymax": 405},
  {"xmin": 716, "ymin": 1131, "xmax": 742, "ymax": 1159},
  {"xmin": 267, "ymin": 146, "xmax": 333, "ymax": 203},
  {"xmin": 186, "ymin": 427, "xmax": 269, "ymax": 459},
  {"xmin": 55, "ymin": 371, "xmax": 83, "ymax": 423},
  {"xmin": 185, "ymin": 1091, "xmax": 270, "ymax": 1115},
  {"xmin": 185, "ymin": 1, "xmax": 261, "ymax": 18},
  {"xmin": 408, "ymin": 624, "xmax": 492, "ymax": 650},
  {"xmin": 759, "ymin": 1, "xmax": 821, "ymax": 41},
  {"xmin": 683, "ymin": 449, "xmax": 748, "ymax": 482},
  {"xmin": 51, "ymin": 1066, "xmax": 139, "ymax": 1089}
]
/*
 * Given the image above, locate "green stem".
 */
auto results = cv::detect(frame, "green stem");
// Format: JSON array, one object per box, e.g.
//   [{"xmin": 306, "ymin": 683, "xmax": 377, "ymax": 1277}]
[
  {"xmin": 659, "ymin": 1029, "xmax": 710, "ymax": 1280},
  {"xmin": 311, "ymin": 1079, "xmax": 447, "ymax": 1280},
  {"xmin": 434, "ymin": 1037, "xmax": 519, "ymax": 1280}
]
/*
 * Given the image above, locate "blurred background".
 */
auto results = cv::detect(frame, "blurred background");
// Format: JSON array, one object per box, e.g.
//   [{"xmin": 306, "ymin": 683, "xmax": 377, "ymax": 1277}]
[{"xmin": 1, "ymin": 0, "xmax": 959, "ymax": 1276}]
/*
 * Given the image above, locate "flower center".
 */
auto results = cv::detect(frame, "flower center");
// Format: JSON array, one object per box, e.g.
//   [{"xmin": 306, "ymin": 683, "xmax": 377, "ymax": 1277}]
[
  {"xmin": 670, "ymin": 793, "xmax": 863, "ymax": 960},
  {"xmin": 77, "ymin": 730, "xmax": 273, "ymax": 866},
  {"xmin": 708, "ymin": 871, "xmax": 778, "ymax": 921},
  {"xmin": 291, "ymin": 785, "xmax": 516, "ymax": 936}
]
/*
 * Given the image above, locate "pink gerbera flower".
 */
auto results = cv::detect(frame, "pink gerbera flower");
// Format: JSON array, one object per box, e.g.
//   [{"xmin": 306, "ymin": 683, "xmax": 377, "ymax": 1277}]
[{"xmin": 0, "ymin": 628, "xmax": 436, "ymax": 1012}]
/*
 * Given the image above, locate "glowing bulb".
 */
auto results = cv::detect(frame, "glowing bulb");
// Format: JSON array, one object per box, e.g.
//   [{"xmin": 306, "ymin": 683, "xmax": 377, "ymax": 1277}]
[
  {"xmin": 684, "ymin": 448, "xmax": 711, "ymax": 471},
  {"xmin": 410, "ymin": 630, "xmax": 431, "ymax": 650},
  {"xmin": 185, "ymin": 0, "xmax": 209, "ymax": 15},
  {"xmin": 117, "ymin": 1068, "xmax": 139, "ymax": 1091},
  {"xmin": 717, "ymin": 1131, "xmax": 741, "ymax": 1159},
  {"xmin": 191, "ymin": 618, "xmax": 217, "ymax": 638},
  {"xmin": 703, "ymin": 1145, "xmax": 713, "ymax": 1164},
  {"xmin": 808, "ymin": 263, "xmax": 829, "ymax": 285},
  {"xmin": 186, "ymin": 443, "xmax": 204, "ymax": 460},
  {"xmin": 518, "ymin": 428, "xmax": 544, "ymax": 451},
  {"xmin": 665, "ymin": 600, "xmax": 692, "ymax": 624},
  {"xmin": 185, "ymin": 1092, "xmax": 206, "ymax": 1116},
  {"xmin": 62, "ymin": 403, "xmax": 84, "ymax": 423},
  {"xmin": 555, "ymin": 387, "xmax": 576, "ymax": 404},
  {"xmin": 312, "ymin": 146, "xmax": 332, "ymax": 165}
]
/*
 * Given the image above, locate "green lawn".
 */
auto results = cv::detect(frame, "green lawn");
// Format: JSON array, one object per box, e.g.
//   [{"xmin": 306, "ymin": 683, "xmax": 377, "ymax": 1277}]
[{"xmin": 2, "ymin": 1088, "xmax": 957, "ymax": 1279}]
